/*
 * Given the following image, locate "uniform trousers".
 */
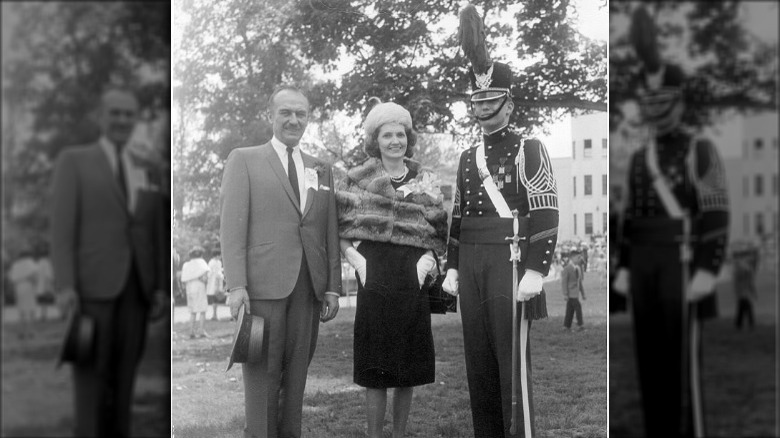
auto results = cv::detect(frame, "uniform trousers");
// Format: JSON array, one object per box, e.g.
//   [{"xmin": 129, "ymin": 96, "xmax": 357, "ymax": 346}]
[
  {"xmin": 74, "ymin": 263, "xmax": 149, "ymax": 437},
  {"xmin": 242, "ymin": 257, "xmax": 319, "ymax": 438},
  {"xmin": 629, "ymin": 243, "xmax": 712, "ymax": 437},
  {"xmin": 459, "ymin": 241, "xmax": 541, "ymax": 438}
]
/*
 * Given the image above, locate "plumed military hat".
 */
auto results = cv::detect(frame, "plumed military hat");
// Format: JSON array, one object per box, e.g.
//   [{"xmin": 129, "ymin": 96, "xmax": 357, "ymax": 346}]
[{"xmin": 468, "ymin": 61, "xmax": 513, "ymax": 102}]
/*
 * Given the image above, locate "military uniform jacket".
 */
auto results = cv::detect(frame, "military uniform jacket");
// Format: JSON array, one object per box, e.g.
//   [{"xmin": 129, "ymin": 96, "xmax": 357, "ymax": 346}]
[
  {"xmin": 446, "ymin": 126, "xmax": 559, "ymax": 275},
  {"xmin": 617, "ymin": 131, "xmax": 729, "ymax": 274}
]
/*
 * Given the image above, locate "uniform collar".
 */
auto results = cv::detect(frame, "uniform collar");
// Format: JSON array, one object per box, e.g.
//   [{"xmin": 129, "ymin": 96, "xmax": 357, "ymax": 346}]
[
  {"xmin": 482, "ymin": 125, "xmax": 512, "ymax": 145},
  {"xmin": 482, "ymin": 124, "xmax": 512, "ymax": 146}
]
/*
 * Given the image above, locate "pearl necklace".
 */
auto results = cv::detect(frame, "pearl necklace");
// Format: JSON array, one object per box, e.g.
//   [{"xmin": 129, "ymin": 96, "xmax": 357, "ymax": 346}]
[{"xmin": 388, "ymin": 166, "xmax": 408, "ymax": 182}]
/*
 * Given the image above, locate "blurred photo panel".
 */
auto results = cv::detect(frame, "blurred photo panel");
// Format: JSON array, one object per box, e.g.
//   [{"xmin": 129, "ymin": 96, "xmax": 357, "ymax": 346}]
[
  {"xmin": 609, "ymin": 2, "xmax": 777, "ymax": 437},
  {"xmin": 2, "ymin": 2, "xmax": 170, "ymax": 436}
]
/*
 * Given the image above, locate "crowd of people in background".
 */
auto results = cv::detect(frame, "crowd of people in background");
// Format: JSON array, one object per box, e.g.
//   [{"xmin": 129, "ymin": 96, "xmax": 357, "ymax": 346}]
[{"xmin": 171, "ymin": 245, "xmax": 226, "ymax": 338}]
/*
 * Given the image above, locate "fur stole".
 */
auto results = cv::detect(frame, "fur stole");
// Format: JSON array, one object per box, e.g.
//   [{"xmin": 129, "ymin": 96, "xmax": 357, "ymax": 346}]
[{"xmin": 336, "ymin": 157, "xmax": 449, "ymax": 254}]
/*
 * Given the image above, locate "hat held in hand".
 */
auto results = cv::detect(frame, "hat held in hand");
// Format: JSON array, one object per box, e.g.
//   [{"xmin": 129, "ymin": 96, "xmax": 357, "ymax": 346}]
[
  {"xmin": 57, "ymin": 311, "xmax": 95, "ymax": 368},
  {"xmin": 225, "ymin": 304, "xmax": 265, "ymax": 372}
]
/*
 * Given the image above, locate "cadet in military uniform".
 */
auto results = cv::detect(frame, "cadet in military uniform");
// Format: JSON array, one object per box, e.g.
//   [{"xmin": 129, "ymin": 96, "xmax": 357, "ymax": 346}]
[
  {"xmin": 612, "ymin": 8, "xmax": 730, "ymax": 437},
  {"xmin": 442, "ymin": 60, "xmax": 559, "ymax": 438}
]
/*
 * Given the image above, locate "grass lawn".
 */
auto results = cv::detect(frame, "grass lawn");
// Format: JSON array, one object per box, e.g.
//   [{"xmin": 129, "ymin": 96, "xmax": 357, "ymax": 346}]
[
  {"xmin": 609, "ymin": 267, "xmax": 777, "ymax": 437},
  {"xmin": 172, "ymin": 271, "xmax": 608, "ymax": 437},
  {"xmin": 1, "ymin": 314, "xmax": 171, "ymax": 437}
]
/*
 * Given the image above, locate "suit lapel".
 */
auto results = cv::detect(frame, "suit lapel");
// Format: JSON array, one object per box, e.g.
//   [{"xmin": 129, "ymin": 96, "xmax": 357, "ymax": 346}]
[
  {"xmin": 261, "ymin": 143, "xmax": 302, "ymax": 215},
  {"xmin": 301, "ymin": 154, "xmax": 316, "ymax": 219},
  {"xmin": 91, "ymin": 144, "xmax": 128, "ymax": 214}
]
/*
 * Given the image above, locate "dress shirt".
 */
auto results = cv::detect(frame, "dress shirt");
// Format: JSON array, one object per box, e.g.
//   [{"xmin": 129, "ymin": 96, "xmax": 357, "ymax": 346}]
[
  {"xmin": 271, "ymin": 136, "xmax": 307, "ymax": 210},
  {"xmin": 99, "ymin": 136, "xmax": 148, "ymax": 213}
]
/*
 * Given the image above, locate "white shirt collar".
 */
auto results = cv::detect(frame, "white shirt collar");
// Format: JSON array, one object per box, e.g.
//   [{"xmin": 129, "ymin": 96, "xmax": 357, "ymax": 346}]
[{"xmin": 271, "ymin": 136, "xmax": 299, "ymax": 155}]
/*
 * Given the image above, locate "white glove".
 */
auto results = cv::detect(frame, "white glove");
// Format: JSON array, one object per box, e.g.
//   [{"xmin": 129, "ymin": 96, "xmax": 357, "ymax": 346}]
[
  {"xmin": 442, "ymin": 269, "xmax": 459, "ymax": 296},
  {"xmin": 416, "ymin": 251, "xmax": 437, "ymax": 288},
  {"xmin": 345, "ymin": 247, "xmax": 367, "ymax": 287},
  {"xmin": 517, "ymin": 270, "xmax": 543, "ymax": 302},
  {"xmin": 612, "ymin": 268, "xmax": 630, "ymax": 296},
  {"xmin": 687, "ymin": 269, "xmax": 716, "ymax": 302}
]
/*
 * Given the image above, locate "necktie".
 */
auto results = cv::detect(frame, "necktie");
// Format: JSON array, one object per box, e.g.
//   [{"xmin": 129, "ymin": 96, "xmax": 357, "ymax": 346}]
[
  {"xmin": 286, "ymin": 146, "xmax": 300, "ymax": 203},
  {"xmin": 115, "ymin": 145, "xmax": 128, "ymax": 200}
]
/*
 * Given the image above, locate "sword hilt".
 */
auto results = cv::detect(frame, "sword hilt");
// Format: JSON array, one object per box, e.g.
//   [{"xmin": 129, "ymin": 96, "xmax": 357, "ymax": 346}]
[{"xmin": 505, "ymin": 210, "xmax": 524, "ymax": 261}]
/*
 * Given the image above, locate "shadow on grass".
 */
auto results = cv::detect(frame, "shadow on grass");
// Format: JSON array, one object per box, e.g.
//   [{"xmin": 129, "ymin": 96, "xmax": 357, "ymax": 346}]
[
  {"xmin": 610, "ymin": 315, "xmax": 775, "ymax": 437},
  {"xmin": 173, "ymin": 277, "xmax": 608, "ymax": 438}
]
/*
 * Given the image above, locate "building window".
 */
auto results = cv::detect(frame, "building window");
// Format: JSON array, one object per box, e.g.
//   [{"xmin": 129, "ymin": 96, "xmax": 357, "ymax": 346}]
[
  {"xmin": 584, "ymin": 139, "xmax": 592, "ymax": 158},
  {"xmin": 743, "ymin": 140, "xmax": 749, "ymax": 158},
  {"xmin": 603, "ymin": 212, "xmax": 608, "ymax": 234},
  {"xmin": 601, "ymin": 138, "xmax": 607, "ymax": 156},
  {"xmin": 602, "ymin": 174, "xmax": 607, "ymax": 196},
  {"xmin": 573, "ymin": 176, "xmax": 576, "ymax": 197},
  {"xmin": 755, "ymin": 175, "xmax": 763, "ymax": 196},
  {"xmin": 743, "ymin": 176, "xmax": 749, "ymax": 197},
  {"xmin": 584, "ymin": 175, "xmax": 592, "ymax": 196},
  {"xmin": 755, "ymin": 138, "xmax": 764, "ymax": 159},
  {"xmin": 744, "ymin": 213, "xmax": 750, "ymax": 235},
  {"xmin": 585, "ymin": 213, "xmax": 593, "ymax": 235},
  {"xmin": 572, "ymin": 141, "xmax": 576, "ymax": 159},
  {"xmin": 756, "ymin": 213, "xmax": 765, "ymax": 236},
  {"xmin": 574, "ymin": 214, "xmax": 577, "ymax": 235}
]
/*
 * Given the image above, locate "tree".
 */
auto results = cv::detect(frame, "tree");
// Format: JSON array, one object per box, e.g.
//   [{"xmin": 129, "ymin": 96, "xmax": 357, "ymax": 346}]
[
  {"xmin": 174, "ymin": 0, "xmax": 608, "ymax": 231},
  {"xmin": 609, "ymin": 2, "xmax": 776, "ymax": 127},
  {"xmin": 2, "ymin": 2, "xmax": 169, "ymax": 258}
]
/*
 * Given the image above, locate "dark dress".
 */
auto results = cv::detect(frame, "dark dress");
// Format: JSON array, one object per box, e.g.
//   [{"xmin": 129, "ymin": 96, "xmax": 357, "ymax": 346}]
[{"xmin": 353, "ymin": 169, "xmax": 436, "ymax": 389}]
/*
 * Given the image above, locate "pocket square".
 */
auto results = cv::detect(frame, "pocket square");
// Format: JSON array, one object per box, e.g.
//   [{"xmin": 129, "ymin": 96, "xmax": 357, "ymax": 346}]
[{"xmin": 319, "ymin": 185, "xmax": 331, "ymax": 191}]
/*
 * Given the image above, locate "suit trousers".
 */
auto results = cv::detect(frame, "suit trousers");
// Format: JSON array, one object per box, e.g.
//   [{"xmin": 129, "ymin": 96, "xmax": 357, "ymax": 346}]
[
  {"xmin": 563, "ymin": 298, "xmax": 583, "ymax": 328},
  {"xmin": 74, "ymin": 263, "xmax": 149, "ymax": 437},
  {"xmin": 459, "ymin": 242, "xmax": 535, "ymax": 438},
  {"xmin": 630, "ymin": 244, "xmax": 708, "ymax": 437},
  {"xmin": 243, "ymin": 257, "xmax": 319, "ymax": 438}
]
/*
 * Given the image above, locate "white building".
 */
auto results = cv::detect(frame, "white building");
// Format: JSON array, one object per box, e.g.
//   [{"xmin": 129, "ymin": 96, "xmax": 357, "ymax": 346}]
[
  {"xmin": 724, "ymin": 112, "xmax": 779, "ymax": 245},
  {"xmin": 565, "ymin": 112, "xmax": 609, "ymax": 241}
]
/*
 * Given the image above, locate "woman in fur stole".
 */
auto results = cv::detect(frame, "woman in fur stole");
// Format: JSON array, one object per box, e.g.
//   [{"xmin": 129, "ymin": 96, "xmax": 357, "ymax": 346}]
[{"xmin": 336, "ymin": 102, "xmax": 449, "ymax": 438}]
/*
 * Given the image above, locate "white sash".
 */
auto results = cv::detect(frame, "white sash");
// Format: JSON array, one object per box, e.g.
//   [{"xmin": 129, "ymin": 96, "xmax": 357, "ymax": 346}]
[{"xmin": 475, "ymin": 145, "xmax": 512, "ymax": 218}]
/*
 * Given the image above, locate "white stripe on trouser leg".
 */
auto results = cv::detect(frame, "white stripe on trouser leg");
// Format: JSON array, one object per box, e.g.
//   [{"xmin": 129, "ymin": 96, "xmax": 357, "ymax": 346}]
[
  {"xmin": 520, "ymin": 304, "xmax": 532, "ymax": 438},
  {"xmin": 691, "ymin": 317, "xmax": 704, "ymax": 438}
]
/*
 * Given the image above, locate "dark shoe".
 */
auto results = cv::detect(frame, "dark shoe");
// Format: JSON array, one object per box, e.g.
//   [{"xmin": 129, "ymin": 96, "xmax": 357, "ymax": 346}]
[
  {"xmin": 577, "ymin": 325, "xmax": 585, "ymax": 331},
  {"xmin": 562, "ymin": 327, "xmax": 571, "ymax": 332}
]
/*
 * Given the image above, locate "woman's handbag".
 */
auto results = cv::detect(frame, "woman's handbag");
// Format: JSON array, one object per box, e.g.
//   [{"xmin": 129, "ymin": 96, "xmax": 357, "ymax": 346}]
[{"xmin": 423, "ymin": 255, "xmax": 457, "ymax": 314}]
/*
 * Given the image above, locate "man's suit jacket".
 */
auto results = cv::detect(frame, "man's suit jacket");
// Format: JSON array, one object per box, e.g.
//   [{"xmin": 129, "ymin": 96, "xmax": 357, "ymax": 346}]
[
  {"xmin": 50, "ymin": 142, "xmax": 166, "ymax": 302},
  {"xmin": 220, "ymin": 142, "xmax": 341, "ymax": 301}
]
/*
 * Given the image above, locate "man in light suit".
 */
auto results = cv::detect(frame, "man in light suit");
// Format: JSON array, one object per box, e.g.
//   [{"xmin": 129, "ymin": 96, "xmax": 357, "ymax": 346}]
[
  {"xmin": 220, "ymin": 85, "xmax": 341, "ymax": 438},
  {"xmin": 51, "ymin": 87, "xmax": 168, "ymax": 437}
]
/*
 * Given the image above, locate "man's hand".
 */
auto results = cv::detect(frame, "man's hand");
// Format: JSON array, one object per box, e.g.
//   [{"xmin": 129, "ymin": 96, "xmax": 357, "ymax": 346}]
[
  {"xmin": 416, "ymin": 251, "xmax": 437, "ymax": 288},
  {"xmin": 149, "ymin": 290, "xmax": 168, "ymax": 321},
  {"xmin": 345, "ymin": 247, "xmax": 367, "ymax": 287},
  {"xmin": 442, "ymin": 269, "xmax": 459, "ymax": 296},
  {"xmin": 227, "ymin": 287, "xmax": 250, "ymax": 319},
  {"xmin": 612, "ymin": 268, "xmax": 630, "ymax": 296},
  {"xmin": 58, "ymin": 287, "xmax": 79, "ymax": 317},
  {"xmin": 688, "ymin": 269, "xmax": 716, "ymax": 302},
  {"xmin": 320, "ymin": 293, "xmax": 339, "ymax": 322},
  {"xmin": 517, "ymin": 270, "xmax": 543, "ymax": 301}
]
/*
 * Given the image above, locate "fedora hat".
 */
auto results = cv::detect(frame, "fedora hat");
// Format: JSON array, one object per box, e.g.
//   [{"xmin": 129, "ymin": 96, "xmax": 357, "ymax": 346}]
[
  {"xmin": 225, "ymin": 304, "xmax": 265, "ymax": 372},
  {"xmin": 57, "ymin": 311, "xmax": 95, "ymax": 369}
]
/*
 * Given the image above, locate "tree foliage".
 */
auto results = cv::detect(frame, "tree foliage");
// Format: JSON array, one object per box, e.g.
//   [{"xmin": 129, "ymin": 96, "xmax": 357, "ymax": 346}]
[
  {"xmin": 609, "ymin": 2, "xmax": 776, "ymax": 128},
  {"xmin": 2, "ymin": 2, "xmax": 169, "ymax": 257},
  {"xmin": 174, "ymin": 0, "xmax": 608, "ymax": 229}
]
